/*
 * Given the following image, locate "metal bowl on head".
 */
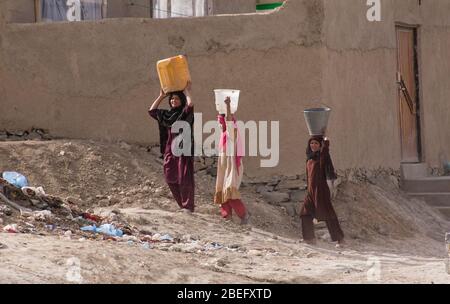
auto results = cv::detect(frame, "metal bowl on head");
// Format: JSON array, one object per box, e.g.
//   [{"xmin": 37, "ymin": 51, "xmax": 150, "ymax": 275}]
[{"xmin": 303, "ymin": 107, "xmax": 331, "ymax": 136}]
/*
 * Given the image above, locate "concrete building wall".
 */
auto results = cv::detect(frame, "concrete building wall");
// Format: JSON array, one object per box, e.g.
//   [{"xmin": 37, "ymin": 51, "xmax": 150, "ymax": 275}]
[
  {"xmin": 322, "ymin": 0, "xmax": 450, "ymax": 171},
  {"xmin": 211, "ymin": 0, "xmax": 256, "ymax": 15},
  {"xmin": 0, "ymin": 0, "xmax": 321, "ymax": 177},
  {"xmin": 4, "ymin": 0, "xmax": 36, "ymax": 23}
]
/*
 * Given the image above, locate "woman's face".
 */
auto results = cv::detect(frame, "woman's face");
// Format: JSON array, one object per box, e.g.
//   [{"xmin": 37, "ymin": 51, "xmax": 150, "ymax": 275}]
[
  {"xmin": 170, "ymin": 95, "xmax": 182, "ymax": 108},
  {"xmin": 310, "ymin": 140, "xmax": 321, "ymax": 152}
]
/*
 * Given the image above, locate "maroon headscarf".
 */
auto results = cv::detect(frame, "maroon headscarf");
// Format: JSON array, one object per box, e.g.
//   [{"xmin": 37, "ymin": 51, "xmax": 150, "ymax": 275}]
[{"xmin": 306, "ymin": 135, "xmax": 337, "ymax": 180}]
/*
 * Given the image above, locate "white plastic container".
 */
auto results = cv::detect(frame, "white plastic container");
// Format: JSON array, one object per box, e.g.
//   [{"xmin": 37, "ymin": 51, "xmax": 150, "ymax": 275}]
[{"xmin": 214, "ymin": 89, "xmax": 240, "ymax": 114}]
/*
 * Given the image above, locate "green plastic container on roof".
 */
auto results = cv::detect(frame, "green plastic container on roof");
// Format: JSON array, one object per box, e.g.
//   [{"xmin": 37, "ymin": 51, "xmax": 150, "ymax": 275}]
[{"xmin": 256, "ymin": 2, "xmax": 284, "ymax": 10}]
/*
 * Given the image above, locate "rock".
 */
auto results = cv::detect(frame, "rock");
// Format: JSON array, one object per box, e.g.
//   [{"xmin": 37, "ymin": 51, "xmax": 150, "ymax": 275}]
[
  {"xmin": 109, "ymin": 197, "xmax": 120, "ymax": 205},
  {"xmin": 111, "ymin": 209, "xmax": 121, "ymax": 215},
  {"xmin": 32, "ymin": 210, "xmax": 53, "ymax": 221},
  {"xmin": 306, "ymin": 252, "xmax": 318, "ymax": 258},
  {"xmin": 280, "ymin": 203, "xmax": 296, "ymax": 217},
  {"xmin": 26, "ymin": 131, "xmax": 42, "ymax": 140},
  {"xmin": 375, "ymin": 225, "xmax": 389, "ymax": 236},
  {"xmin": 98, "ymin": 199, "xmax": 110, "ymax": 207},
  {"xmin": 295, "ymin": 203, "xmax": 303, "ymax": 215},
  {"xmin": 206, "ymin": 167, "xmax": 217, "ymax": 177},
  {"xmin": 216, "ymin": 257, "xmax": 229, "ymax": 267},
  {"xmin": 41, "ymin": 133, "xmax": 52, "ymax": 140},
  {"xmin": 289, "ymin": 190, "xmax": 305, "ymax": 202},
  {"xmin": 256, "ymin": 185, "xmax": 273, "ymax": 193},
  {"xmin": 276, "ymin": 179, "xmax": 301, "ymax": 191},
  {"xmin": 122, "ymin": 235, "xmax": 138, "ymax": 242},
  {"xmin": 389, "ymin": 175, "xmax": 399, "ymax": 188},
  {"xmin": 120, "ymin": 142, "xmax": 132, "ymax": 151},
  {"xmin": 0, "ymin": 206, "xmax": 13, "ymax": 216},
  {"xmin": 149, "ymin": 146, "xmax": 161, "ymax": 156},
  {"xmin": 318, "ymin": 232, "xmax": 331, "ymax": 241},
  {"xmin": 267, "ymin": 179, "xmax": 280, "ymax": 187},
  {"xmin": 248, "ymin": 249, "xmax": 263, "ymax": 257},
  {"xmin": 8, "ymin": 135, "xmax": 22, "ymax": 141},
  {"xmin": 261, "ymin": 191, "xmax": 290, "ymax": 204}
]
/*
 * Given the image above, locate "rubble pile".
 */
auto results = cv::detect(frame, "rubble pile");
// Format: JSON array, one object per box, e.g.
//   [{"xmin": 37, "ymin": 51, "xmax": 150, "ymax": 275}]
[{"xmin": 0, "ymin": 128, "xmax": 52, "ymax": 141}]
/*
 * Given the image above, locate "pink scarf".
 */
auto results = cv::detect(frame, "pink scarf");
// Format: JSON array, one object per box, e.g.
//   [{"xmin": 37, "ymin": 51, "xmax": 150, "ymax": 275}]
[{"xmin": 217, "ymin": 115, "xmax": 243, "ymax": 174}]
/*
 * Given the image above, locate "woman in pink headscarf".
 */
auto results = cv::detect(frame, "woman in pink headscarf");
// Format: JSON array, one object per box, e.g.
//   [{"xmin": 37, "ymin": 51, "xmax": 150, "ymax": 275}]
[{"xmin": 214, "ymin": 97, "xmax": 250, "ymax": 224}]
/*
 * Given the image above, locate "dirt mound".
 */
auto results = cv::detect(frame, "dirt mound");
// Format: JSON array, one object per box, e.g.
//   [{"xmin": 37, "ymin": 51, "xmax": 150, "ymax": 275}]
[{"xmin": 0, "ymin": 139, "xmax": 449, "ymax": 283}]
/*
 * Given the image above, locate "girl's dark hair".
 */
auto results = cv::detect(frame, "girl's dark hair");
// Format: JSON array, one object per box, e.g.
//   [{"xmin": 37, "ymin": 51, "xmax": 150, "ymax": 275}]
[{"xmin": 169, "ymin": 91, "xmax": 187, "ymax": 108}]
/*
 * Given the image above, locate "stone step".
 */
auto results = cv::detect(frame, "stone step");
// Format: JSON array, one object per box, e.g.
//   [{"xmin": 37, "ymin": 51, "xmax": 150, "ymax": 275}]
[
  {"xmin": 436, "ymin": 207, "xmax": 450, "ymax": 221},
  {"xmin": 408, "ymin": 193, "xmax": 450, "ymax": 207},
  {"xmin": 401, "ymin": 177, "xmax": 450, "ymax": 193},
  {"xmin": 400, "ymin": 163, "xmax": 428, "ymax": 179}
]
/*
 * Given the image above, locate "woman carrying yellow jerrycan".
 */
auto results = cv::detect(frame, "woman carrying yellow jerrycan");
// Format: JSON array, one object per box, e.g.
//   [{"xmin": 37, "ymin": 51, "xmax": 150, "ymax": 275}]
[
  {"xmin": 214, "ymin": 97, "xmax": 250, "ymax": 224},
  {"xmin": 148, "ymin": 81, "xmax": 195, "ymax": 213}
]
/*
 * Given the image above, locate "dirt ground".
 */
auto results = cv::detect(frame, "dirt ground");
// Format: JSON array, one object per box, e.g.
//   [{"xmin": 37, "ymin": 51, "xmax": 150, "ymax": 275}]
[{"xmin": 0, "ymin": 139, "xmax": 449, "ymax": 283}]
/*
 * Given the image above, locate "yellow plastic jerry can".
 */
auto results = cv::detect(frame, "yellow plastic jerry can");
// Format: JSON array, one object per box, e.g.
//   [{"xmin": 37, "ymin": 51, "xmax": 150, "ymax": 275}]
[{"xmin": 156, "ymin": 55, "xmax": 191, "ymax": 93}]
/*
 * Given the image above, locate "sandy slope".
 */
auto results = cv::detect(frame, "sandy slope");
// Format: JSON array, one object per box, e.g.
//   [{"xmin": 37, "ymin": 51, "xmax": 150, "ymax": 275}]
[{"xmin": 0, "ymin": 140, "xmax": 449, "ymax": 283}]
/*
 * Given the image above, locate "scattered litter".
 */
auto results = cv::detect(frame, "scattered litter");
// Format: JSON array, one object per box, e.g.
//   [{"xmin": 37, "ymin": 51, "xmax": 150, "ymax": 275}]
[
  {"xmin": 142, "ymin": 242, "xmax": 151, "ymax": 250},
  {"xmin": 122, "ymin": 235, "xmax": 138, "ymax": 242},
  {"xmin": 3, "ymin": 224, "xmax": 18, "ymax": 233},
  {"xmin": 45, "ymin": 224, "xmax": 56, "ymax": 231},
  {"xmin": 80, "ymin": 224, "xmax": 123, "ymax": 237},
  {"xmin": 159, "ymin": 234, "xmax": 174, "ymax": 242},
  {"xmin": 0, "ymin": 205, "xmax": 13, "ymax": 216},
  {"xmin": 24, "ymin": 222, "xmax": 35, "ymax": 228},
  {"xmin": 21, "ymin": 186, "xmax": 46, "ymax": 197},
  {"xmin": 205, "ymin": 242, "xmax": 224, "ymax": 250},
  {"xmin": 32, "ymin": 210, "xmax": 53, "ymax": 221},
  {"xmin": 2, "ymin": 172, "xmax": 28, "ymax": 188},
  {"xmin": 82, "ymin": 213, "xmax": 102, "ymax": 223}
]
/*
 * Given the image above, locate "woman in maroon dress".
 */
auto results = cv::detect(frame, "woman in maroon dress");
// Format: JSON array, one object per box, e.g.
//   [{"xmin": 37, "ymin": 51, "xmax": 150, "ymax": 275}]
[
  {"xmin": 148, "ymin": 82, "xmax": 195, "ymax": 213},
  {"xmin": 300, "ymin": 136, "xmax": 344, "ymax": 247}
]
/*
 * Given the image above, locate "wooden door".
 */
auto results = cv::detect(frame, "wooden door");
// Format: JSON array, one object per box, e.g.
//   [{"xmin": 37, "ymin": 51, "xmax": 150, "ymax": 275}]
[{"xmin": 396, "ymin": 26, "xmax": 421, "ymax": 163}]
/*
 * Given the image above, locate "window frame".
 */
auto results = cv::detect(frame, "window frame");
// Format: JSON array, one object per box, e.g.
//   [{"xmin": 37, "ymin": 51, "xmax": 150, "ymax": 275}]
[{"xmin": 34, "ymin": 0, "xmax": 108, "ymax": 23}]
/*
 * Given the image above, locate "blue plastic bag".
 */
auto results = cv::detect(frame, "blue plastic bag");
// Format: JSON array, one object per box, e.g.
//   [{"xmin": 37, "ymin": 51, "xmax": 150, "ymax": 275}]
[
  {"xmin": 80, "ymin": 224, "xmax": 123, "ymax": 237},
  {"xmin": 97, "ymin": 224, "xmax": 123, "ymax": 237},
  {"xmin": 2, "ymin": 171, "xmax": 29, "ymax": 188}
]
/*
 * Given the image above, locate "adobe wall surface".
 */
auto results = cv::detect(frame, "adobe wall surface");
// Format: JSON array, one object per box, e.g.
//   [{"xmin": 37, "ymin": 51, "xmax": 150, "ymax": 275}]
[
  {"xmin": 1, "ymin": 0, "xmax": 449, "ymax": 176},
  {"xmin": 322, "ymin": 0, "xmax": 450, "ymax": 171},
  {"xmin": 0, "ymin": 0, "xmax": 323, "ymax": 177}
]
